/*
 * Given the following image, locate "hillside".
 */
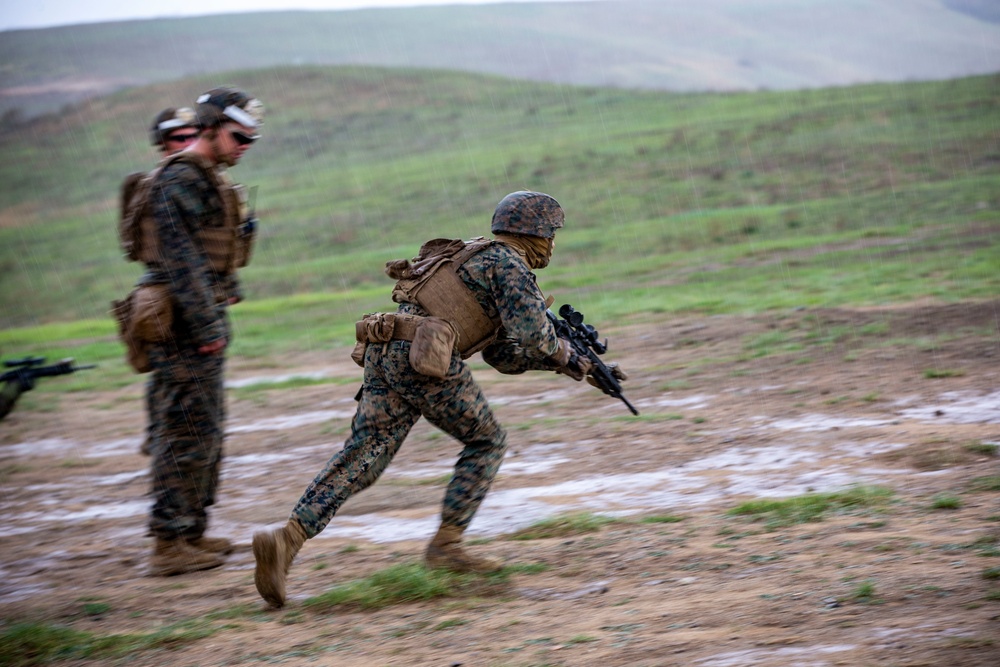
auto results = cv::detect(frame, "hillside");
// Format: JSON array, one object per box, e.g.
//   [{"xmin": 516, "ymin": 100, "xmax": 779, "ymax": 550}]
[
  {"xmin": 0, "ymin": 66, "xmax": 996, "ymax": 336},
  {"xmin": 2, "ymin": 0, "xmax": 999, "ymax": 119}
]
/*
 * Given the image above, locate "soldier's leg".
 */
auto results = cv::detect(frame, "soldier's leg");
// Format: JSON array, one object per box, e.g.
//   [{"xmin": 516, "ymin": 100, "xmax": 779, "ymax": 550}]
[
  {"xmin": 291, "ymin": 381, "xmax": 420, "ymax": 537},
  {"xmin": 254, "ymin": 344, "xmax": 420, "ymax": 607},
  {"xmin": 149, "ymin": 354, "xmax": 224, "ymax": 540},
  {"xmin": 188, "ymin": 351, "xmax": 230, "ymax": 553},
  {"xmin": 416, "ymin": 364, "xmax": 507, "ymax": 531},
  {"xmin": 140, "ymin": 373, "xmax": 157, "ymax": 455},
  {"xmin": 147, "ymin": 346, "xmax": 225, "ymax": 575},
  {"xmin": 398, "ymin": 355, "xmax": 507, "ymax": 572}
]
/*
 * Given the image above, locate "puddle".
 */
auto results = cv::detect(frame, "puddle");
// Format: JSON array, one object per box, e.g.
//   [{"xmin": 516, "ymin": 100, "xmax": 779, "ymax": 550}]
[
  {"xmin": 766, "ymin": 415, "xmax": 893, "ymax": 431},
  {"xmin": 386, "ymin": 444, "xmax": 572, "ymax": 480},
  {"xmin": 305, "ymin": 441, "xmax": 906, "ymax": 543},
  {"xmin": 489, "ymin": 389, "xmax": 573, "ymax": 406},
  {"xmin": 1, "ymin": 392, "xmax": 990, "ymax": 550},
  {"xmin": 226, "ymin": 371, "xmax": 332, "ymax": 389},
  {"xmin": 222, "ymin": 447, "xmax": 334, "ymax": 481},
  {"xmin": 643, "ymin": 394, "xmax": 712, "ymax": 409},
  {"xmin": 226, "ymin": 410, "xmax": 354, "ymax": 433},
  {"xmin": 899, "ymin": 390, "xmax": 1000, "ymax": 424},
  {"xmin": 699, "ymin": 644, "xmax": 856, "ymax": 666}
]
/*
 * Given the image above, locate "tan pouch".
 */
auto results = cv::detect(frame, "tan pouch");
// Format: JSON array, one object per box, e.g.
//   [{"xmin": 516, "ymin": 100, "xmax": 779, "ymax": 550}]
[
  {"xmin": 131, "ymin": 284, "xmax": 174, "ymax": 343},
  {"xmin": 408, "ymin": 316, "xmax": 457, "ymax": 379},
  {"xmin": 350, "ymin": 341, "xmax": 367, "ymax": 367},
  {"xmin": 111, "ymin": 294, "xmax": 151, "ymax": 373}
]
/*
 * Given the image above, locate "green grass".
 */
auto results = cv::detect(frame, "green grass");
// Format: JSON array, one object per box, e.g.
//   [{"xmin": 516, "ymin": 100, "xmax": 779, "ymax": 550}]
[
  {"xmin": 964, "ymin": 442, "xmax": 999, "ymax": 457},
  {"xmin": 507, "ymin": 512, "xmax": 620, "ymax": 540},
  {"xmin": 638, "ymin": 514, "xmax": 685, "ymax": 524},
  {"xmin": 727, "ymin": 486, "xmax": 894, "ymax": 528},
  {"xmin": 0, "ymin": 68, "xmax": 998, "ymax": 388},
  {"xmin": 0, "ymin": 619, "xmax": 215, "ymax": 666},
  {"xmin": 970, "ymin": 476, "xmax": 1000, "ymax": 492},
  {"xmin": 930, "ymin": 494, "xmax": 963, "ymax": 510},
  {"xmin": 851, "ymin": 579, "xmax": 878, "ymax": 603},
  {"xmin": 302, "ymin": 562, "xmax": 510, "ymax": 611}
]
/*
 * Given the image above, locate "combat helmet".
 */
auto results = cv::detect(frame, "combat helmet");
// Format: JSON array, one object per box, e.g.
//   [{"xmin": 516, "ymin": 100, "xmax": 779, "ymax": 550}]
[
  {"xmin": 195, "ymin": 87, "xmax": 264, "ymax": 135},
  {"xmin": 149, "ymin": 107, "xmax": 198, "ymax": 146},
  {"xmin": 490, "ymin": 191, "xmax": 564, "ymax": 239}
]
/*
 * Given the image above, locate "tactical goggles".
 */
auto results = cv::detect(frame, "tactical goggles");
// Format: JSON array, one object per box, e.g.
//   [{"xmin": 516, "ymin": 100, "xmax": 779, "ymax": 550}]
[
  {"xmin": 228, "ymin": 127, "xmax": 259, "ymax": 146},
  {"xmin": 165, "ymin": 132, "xmax": 198, "ymax": 143}
]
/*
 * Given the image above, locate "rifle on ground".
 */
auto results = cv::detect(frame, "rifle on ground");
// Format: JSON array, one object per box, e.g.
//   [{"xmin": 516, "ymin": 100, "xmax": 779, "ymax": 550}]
[
  {"xmin": 546, "ymin": 304, "xmax": 639, "ymax": 416},
  {"xmin": 1, "ymin": 357, "xmax": 96, "ymax": 421}
]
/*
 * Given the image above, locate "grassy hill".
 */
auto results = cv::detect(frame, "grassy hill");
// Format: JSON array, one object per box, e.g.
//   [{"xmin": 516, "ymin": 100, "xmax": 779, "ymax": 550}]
[
  {"xmin": 1, "ymin": 65, "xmax": 996, "ymax": 346},
  {"xmin": 2, "ymin": 0, "xmax": 999, "ymax": 119}
]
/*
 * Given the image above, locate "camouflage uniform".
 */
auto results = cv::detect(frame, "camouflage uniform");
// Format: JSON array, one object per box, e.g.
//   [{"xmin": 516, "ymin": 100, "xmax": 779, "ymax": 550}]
[
  {"xmin": 253, "ymin": 191, "xmax": 576, "ymax": 607},
  {"xmin": 145, "ymin": 160, "xmax": 230, "ymax": 542},
  {"xmin": 292, "ymin": 242, "xmax": 562, "ymax": 537}
]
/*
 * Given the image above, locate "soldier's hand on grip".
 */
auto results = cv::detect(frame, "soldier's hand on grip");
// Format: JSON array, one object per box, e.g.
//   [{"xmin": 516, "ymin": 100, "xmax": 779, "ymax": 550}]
[{"xmin": 587, "ymin": 362, "xmax": 627, "ymax": 388}]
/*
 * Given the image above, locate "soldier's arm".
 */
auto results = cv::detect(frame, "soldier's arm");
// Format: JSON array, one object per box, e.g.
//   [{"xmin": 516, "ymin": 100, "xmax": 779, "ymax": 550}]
[
  {"xmin": 151, "ymin": 165, "xmax": 226, "ymax": 349},
  {"xmin": 479, "ymin": 251, "xmax": 561, "ymax": 373}
]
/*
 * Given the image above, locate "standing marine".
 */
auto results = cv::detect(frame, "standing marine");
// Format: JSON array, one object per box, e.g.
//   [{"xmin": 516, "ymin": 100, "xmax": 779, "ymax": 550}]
[
  {"xmin": 252, "ymin": 191, "xmax": 599, "ymax": 608},
  {"xmin": 128, "ymin": 87, "xmax": 264, "ymax": 576},
  {"xmin": 121, "ymin": 107, "xmax": 200, "ymax": 456}
]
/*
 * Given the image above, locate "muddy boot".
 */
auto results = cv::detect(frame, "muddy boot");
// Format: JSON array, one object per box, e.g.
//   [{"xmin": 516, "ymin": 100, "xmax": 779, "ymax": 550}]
[
  {"xmin": 425, "ymin": 524, "xmax": 502, "ymax": 573},
  {"xmin": 149, "ymin": 537, "xmax": 225, "ymax": 577},
  {"xmin": 188, "ymin": 536, "xmax": 234, "ymax": 554},
  {"xmin": 252, "ymin": 519, "xmax": 308, "ymax": 608}
]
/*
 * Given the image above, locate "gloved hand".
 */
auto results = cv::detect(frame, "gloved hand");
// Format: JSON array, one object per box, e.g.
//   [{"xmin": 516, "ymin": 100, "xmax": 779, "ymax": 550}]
[
  {"xmin": 550, "ymin": 338, "xmax": 593, "ymax": 381},
  {"xmin": 586, "ymin": 362, "xmax": 628, "ymax": 388}
]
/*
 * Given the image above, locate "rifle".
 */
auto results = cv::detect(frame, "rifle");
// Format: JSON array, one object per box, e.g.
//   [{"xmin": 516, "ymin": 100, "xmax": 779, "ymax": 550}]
[
  {"xmin": 1, "ymin": 357, "xmax": 96, "ymax": 420},
  {"xmin": 546, "ymin": 304, "xmax": 639, "ymax": 416}
]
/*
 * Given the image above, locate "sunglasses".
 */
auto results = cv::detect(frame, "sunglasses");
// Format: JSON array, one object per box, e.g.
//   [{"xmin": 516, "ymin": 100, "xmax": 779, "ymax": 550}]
[
  {"xmin": 166, "ymin": 132, "xmax": 198, "ymax": 143},
  {"xmin": 229, "ymin": 128, "xmax": 259, "ymax": 146}
]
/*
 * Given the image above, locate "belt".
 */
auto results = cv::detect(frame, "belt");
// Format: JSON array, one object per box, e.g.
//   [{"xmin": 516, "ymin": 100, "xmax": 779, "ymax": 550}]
[{"xmin": 355, "ymin": 313, "xmax": 423, "ymax": 344}]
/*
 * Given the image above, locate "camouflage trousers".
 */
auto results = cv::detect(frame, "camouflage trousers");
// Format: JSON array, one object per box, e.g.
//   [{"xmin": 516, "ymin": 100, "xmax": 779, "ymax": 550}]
[
  {"xmin": 147, "ymin": 336, "xmax": 226, "ymax": 541},
  {"xmin": 292, "ymin": 340, "xmax": 508, "ymax": 538}
]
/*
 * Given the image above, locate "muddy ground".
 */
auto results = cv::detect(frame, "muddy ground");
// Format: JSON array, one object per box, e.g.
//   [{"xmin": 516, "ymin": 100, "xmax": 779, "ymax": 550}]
[{"xmin": 2, "ymin": 301, "xmax": 999, "ymax": 666}]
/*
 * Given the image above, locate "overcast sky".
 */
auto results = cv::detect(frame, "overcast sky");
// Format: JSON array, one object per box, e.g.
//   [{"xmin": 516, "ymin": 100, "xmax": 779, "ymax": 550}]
[{"xmin": 3, "ymin": 0, "xmax": 584, "ymax": 32}]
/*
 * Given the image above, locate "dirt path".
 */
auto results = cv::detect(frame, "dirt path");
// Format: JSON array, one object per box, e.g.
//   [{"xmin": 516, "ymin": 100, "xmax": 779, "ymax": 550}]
[{"xmin": 2, "ymin": 302, "xmax": 999, "ymax": 666}]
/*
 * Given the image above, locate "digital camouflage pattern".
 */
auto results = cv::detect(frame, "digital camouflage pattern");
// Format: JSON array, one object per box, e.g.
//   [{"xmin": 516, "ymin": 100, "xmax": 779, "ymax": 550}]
[
  {"xmin": 148, "ymin": 342, "xmax": 225, "ymax": 539},
  {"xmin": 144, "ymin": 160, "xmax": 232, "ymax": 541},
  {"xmin": 490, "ymin": 191, "xmax": 565, "ymax": 239},
  {"xmin": 291, "ymin": 242, "xmax": 563, "ymax": 537},
  {"xmin": 145, "ymin": 161, "xmax": 230, "ymax": 347}
]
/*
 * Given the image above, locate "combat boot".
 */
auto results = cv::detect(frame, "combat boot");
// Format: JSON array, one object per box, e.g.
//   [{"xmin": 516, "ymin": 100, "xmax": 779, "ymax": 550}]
[
  {"xmin": 149, "ymin": 537, "xmax": 225, "ymax": 577},
  {"xmin": 425, "ymin": 524, "xmax": 502, "ymax": 573},
  {"xmin": 188, "ymin": 535, "xmax": 234, "ymax": 554},
  {"xmin": 252, "ymin": 519, "xmax": 308, "ymax": 608}
]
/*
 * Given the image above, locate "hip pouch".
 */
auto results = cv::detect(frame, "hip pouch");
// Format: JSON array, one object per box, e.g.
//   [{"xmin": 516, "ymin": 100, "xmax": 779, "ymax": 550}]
[
  {"xmin": 408, "ymin": 316, "xmax": 457, "ymax": 379},
  {"xmin": 131, "ymin": 284, "xmax": 175, "ymax": 343},
  {"xmin": 352, "ymin": 313, "xmax": 397, "ymax": 368},
  {"xmin": 110, "ymin": 285, "xmax": 175, "ymax": 374}
]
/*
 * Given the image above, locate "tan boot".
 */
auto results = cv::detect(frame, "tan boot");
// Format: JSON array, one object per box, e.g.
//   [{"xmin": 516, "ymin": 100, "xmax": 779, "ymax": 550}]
[
  {"xmin": 425, "ymin": 525, "xmax": 502, "ymax": 573},
  {"xmin": 188, "ymin": 536, "xmax": 234, "ymax": 554},
  {"xmin": 149, "ymin": 537, "xmax": 225, "ymax": 577},
  {"xmin": 252, "ymin": 519, "xmax": 308, "ymax": 608}
]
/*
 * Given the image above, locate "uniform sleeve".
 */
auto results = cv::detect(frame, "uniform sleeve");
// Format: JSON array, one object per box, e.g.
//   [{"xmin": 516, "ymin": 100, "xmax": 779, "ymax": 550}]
[
  {"xmin": 478, "ymin": 249, "xmax": 561, "ymax": 374},
  {"xmin": 151, "ymin": 164, "xmax": 226, "ymax": 348}
]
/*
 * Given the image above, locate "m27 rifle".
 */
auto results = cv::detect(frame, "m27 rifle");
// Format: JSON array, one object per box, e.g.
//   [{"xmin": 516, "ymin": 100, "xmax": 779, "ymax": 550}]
[
  {"xmin": 546, "ymin": 304, "xmax": 639, "ymax": 416},
  {"xmin": 0, "ymin": 357, "xmax": 96, "ymax": 421}
]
